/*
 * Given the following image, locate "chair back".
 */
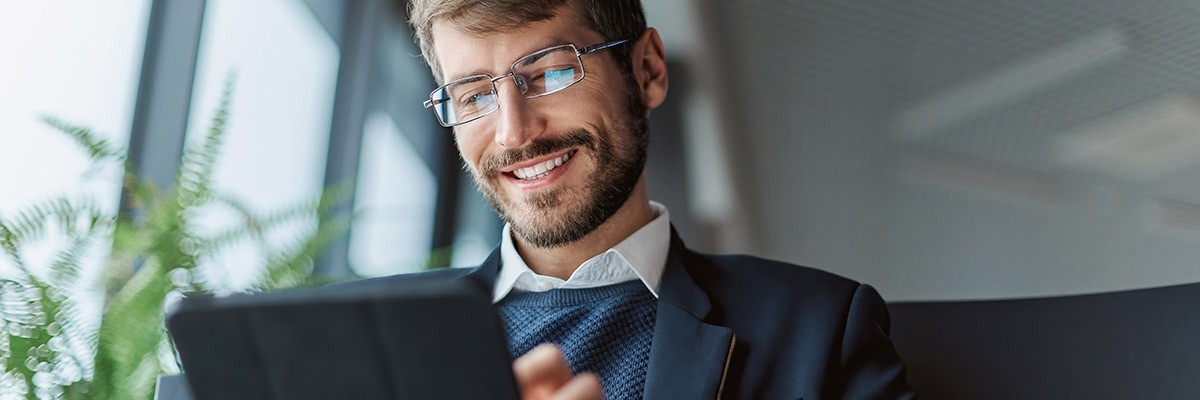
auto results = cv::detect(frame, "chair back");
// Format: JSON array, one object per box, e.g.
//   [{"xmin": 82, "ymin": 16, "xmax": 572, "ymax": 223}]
[{"xmin": 889, "ymin": 283, "xmax": 1200, "ymax": 399}]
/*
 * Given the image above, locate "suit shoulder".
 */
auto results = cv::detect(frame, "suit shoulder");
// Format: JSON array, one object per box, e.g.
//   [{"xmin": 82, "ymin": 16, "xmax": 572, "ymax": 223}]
[
  {"xmin": 689, "ymin": 251, "xmax": 862, "ymax": 300},
  {"xmin": 685, "ymin": 252, "xmax": 877, "ymax": 335}
]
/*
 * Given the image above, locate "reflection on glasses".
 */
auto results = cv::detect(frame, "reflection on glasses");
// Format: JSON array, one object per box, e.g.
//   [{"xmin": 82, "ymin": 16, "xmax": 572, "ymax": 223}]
[{"xmin": 422, "ymin": 39, "xmax": 629, "ymax": 128}]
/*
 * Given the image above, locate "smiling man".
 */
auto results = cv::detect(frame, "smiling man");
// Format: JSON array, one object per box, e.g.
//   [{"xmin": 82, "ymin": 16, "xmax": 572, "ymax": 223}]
[{"xmin": 365, "ymin": 0, "xmax": 917, "ymax": 398}]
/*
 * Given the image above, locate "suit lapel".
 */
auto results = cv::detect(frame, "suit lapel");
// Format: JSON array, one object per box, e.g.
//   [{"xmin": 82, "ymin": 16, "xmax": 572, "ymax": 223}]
[
  {"xmin": 643, "ymin": 232, "xmax": 735, "ymax": 399},
  {"xmin": 462, "ymin": 246, "xmax": 501, "ymax": 294}
]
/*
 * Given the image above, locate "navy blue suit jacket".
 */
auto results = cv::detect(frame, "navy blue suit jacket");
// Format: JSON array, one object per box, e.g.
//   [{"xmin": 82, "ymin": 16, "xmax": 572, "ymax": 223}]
[{"xmin": 350, "ymin": 232, "xmax": 916, "ymax": 399}]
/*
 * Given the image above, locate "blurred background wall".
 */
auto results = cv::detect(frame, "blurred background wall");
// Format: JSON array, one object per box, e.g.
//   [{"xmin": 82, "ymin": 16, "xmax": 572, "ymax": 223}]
[{"xmin": 4, "ymin": 0, "xmax": 1200, "ymax": 302}]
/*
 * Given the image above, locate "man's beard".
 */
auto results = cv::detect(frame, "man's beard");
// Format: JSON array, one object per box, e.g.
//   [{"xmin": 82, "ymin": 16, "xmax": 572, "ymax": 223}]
[{"xmin": 471, "ymin": 84, "xmax": 648, "ymax": 248}]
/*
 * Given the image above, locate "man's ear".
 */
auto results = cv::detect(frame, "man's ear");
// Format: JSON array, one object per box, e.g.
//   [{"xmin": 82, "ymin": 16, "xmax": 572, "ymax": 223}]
[{"xmin": 631, "ymin": 28, "xmax": 669, "ymax": 110}]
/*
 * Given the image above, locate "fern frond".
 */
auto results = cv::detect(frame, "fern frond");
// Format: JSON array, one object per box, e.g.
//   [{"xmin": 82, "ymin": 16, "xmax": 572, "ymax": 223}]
[
  {"xmin": 0, "ymin": 276, "xmax": 82, "ymax": 398},
  {"xmin": 0, "ymin": 196, "xmax": 107, "ymax": 249},
  {"xmin": 0, "ymin": 219, "xmax": 24, "ymax": 266},
  {"xmin": 174, "ymin": 73, "xmax": 236, "ymax": 208},
  {"xmin": 253, "ymin": 178, "xmax": 354, "ymax": 289},
  {"xmin": 91, "ymin": 255, "xmax": 175, "ymax": 400},
  {"xmin": 258, "ymin": 214, "xmax": 351, "ymax": 290},
  {"xmin": 48, "ymin": 234, "xmax": 96, "ymax": 292},
  {"xmin": 193, "ymin": 226, "xmax": 257, "ymax": 260},
  {"xmin": 0, "ymin": 197, "xmax": 112, "ymax": 299},
  {"xmin": 39, "ymin": 115, "xmax": 127, "ymax": 165},
  {"xmin": 52, "ymin": 297, "xmax": 97, "ymax": 376},
  {"xmin": 0, "ymin": 237, "xmax": 33, "ymax": 281},
  {"xmin": 261, "ymin": 203, "xmax": 318, "ymax": 227},
  {"xmin": 258, "ymin": 179, "xmax": 352, "ymax": 232},
  {"xmin": 0, "ymin": 200, "xmax": 105, "ymax": 398},
  {"xmin": 3, "ymin": 71, "xmax": 359, "ymax": 400},
  {"xmin": 204, "ymin": 192, "xmax": 266, "ymax": 238},
  {"xmin": 100, "ymin": 216, "xmax": 154, "ymax": 301}
]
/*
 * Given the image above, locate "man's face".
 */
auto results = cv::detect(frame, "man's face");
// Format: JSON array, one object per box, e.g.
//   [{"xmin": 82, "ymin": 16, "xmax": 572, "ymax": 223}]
[{"xmin": 432, "ymin": 8, "xmax": 649, "ymax": 248}]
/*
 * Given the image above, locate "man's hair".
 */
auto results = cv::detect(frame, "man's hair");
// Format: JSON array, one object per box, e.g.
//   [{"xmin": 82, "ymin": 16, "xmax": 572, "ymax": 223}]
[{"xmin": 408, "ymin": 0, "xmax": 646, "ymax": 84}]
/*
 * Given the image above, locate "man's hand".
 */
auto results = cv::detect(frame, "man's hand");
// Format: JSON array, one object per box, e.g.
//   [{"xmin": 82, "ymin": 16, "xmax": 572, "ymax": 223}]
[{"xmin": 513, "ymin": 344, "xmax": 603, "ymax": 400}]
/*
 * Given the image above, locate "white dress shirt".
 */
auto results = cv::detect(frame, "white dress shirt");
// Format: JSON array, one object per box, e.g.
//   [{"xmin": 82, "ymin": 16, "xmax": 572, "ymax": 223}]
[{"xmin": 492, "ymin": 201, "xmax": 671, "ymax": 303}]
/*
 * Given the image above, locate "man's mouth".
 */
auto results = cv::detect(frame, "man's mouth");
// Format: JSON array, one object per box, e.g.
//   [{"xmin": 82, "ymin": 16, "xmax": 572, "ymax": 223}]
[{"xmin": 505, "ymin": 149, "xmax": 577, "ymax": 181}]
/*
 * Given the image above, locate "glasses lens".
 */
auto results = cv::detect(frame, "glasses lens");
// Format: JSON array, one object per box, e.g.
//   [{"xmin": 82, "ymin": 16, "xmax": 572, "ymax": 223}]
[
  {"xmin": 513, "ymin": 45, "xmax": 583, "ymax": 97},
  {"xmin": 433, "ymin": 75, "xmax": 498, "ymax": 126}
]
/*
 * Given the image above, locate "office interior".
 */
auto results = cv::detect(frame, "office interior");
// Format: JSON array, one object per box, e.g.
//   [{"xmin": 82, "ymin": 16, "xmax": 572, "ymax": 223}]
[{"xmin": 4, "ymin": 1, "xmax": 1200, "ymax": 398}]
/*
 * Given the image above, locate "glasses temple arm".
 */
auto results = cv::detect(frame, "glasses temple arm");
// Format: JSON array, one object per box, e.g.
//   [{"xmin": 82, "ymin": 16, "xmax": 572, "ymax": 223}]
[
  {"xmin": 578, "ymin": 39, "xmax": 630, "ymax": 55},
  {"xmin": 425, "ymin": 97, "xmax": 449, "ymax": 108}
]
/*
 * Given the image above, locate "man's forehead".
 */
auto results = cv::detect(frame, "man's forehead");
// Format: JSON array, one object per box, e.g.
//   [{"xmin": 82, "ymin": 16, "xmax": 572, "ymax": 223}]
[{"xmin": 431, "ymin": 13, "xmax": 598, "ymax": 82}]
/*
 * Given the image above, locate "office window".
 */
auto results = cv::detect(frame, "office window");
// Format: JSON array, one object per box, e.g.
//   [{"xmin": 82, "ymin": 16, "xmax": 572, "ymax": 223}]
[
  {"xmin": 0, "ymin": 1, "xmax": 150, "ymax": 277},
  {"xmin": 349, "ymin": 112, "xmax": 437, "ymax": 277},
  {"xmin": 184, "ymin": 0, "xmax": 338, "ymax": 290}
]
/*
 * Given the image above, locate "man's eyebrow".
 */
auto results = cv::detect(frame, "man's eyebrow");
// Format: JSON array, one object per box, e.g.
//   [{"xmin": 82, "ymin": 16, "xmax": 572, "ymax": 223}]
[
  {"xmin": 522, "ymin": 37, "xmax": 572, "ymax": 59},
  {"xmin": 444, "ymin": 68, "xmax": 492, "ymax": 84},
  {"xmin": 443, "ymin": 37, "xmax": 576, "ymax": 83}
]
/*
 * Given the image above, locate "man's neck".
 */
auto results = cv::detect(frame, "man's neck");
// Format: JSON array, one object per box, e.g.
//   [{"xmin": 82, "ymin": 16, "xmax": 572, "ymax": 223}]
[{"xmin": 514, "ymin": 178, "xmax": 653, "ymax": 280}]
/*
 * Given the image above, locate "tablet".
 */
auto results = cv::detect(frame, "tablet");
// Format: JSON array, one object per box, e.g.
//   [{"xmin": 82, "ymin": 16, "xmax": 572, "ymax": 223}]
[{"xmin": 166, "ymin": 278, "xmax": 519, "ymax": 400}]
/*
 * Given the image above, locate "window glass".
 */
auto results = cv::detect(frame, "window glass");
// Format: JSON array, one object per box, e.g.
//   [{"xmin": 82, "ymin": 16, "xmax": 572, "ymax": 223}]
[
  {"xmin": 185, "ymin": 0, "xmax": 338, "ymax": 290},
  {"xmin": 0, "ymin": 1, "xmax": 150, "ymax": 278},
  {"xmin": 349, "ymin": 112, "xmax": 437, "ymax": 277}
]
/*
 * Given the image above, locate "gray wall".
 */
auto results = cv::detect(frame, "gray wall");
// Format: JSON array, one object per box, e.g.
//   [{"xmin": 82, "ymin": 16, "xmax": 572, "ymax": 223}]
[{"xmin": 646, "ymin": 0, "xmax": 1200, "ymax": 301}]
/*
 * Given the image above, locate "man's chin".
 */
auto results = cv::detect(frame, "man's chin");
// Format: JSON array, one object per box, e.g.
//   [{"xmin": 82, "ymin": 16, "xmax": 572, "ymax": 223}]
[
  {"xmin": 506, "ymin": 206, "xmax": 594, "ymax": 248},
  {"xmin": 511, "ymin": 228, "xmax": 574, "ymax": 249}
]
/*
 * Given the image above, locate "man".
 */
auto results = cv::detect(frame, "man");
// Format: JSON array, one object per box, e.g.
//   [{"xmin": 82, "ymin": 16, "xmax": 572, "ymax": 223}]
[{"xmin": 365, "ymin": 0, "xmax": 916, "ymax": 398}]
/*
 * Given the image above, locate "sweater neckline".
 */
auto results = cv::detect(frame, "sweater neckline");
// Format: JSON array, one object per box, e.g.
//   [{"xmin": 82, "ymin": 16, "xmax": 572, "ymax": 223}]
[{"xmin": 497, "ymin": 280, "xmax": 653, "ymax": 307}]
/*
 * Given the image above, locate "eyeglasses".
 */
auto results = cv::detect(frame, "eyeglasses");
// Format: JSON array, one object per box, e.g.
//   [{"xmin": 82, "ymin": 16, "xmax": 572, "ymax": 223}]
[{"xmin": 422, "ymin": 39, "xmax": 629, "ymax": 127}]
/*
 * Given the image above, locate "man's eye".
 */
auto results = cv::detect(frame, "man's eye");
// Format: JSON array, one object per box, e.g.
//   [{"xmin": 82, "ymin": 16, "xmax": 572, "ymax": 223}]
[
  {"xmin": 460, "ymin": 92, "xmax": 491, "ymax": 105},
  {"xmin": 540, "ymin": 68, "xmax": 577, "ymax": 90},
  {"xmin": 531, "ymin": 67, "xmax": 573, "ymax": 81}
]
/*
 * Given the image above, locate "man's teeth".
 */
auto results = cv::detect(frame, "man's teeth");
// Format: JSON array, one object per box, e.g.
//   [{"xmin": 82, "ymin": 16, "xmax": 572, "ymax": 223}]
[{"xmin": 513, "ymin": 152, "xmax": 572, "ymax": 180}]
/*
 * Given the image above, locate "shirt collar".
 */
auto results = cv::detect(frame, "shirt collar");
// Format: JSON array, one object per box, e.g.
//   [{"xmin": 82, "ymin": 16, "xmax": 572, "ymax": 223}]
[{"xmin": 493, "ymin": 201, "xmax": 671, "ymax": 303}]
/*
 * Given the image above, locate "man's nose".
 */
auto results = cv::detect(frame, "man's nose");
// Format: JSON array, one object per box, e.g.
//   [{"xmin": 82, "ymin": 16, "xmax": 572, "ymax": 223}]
[{"xmin": 493, "ymin": 75, "xmax": 543, "ymax": 148}]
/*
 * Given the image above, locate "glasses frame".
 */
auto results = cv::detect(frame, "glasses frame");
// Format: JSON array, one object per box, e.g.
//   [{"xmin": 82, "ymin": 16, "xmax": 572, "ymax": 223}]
[{"xmin": 422, "ymin": 39, "xmax": 630, "ymax": 127}]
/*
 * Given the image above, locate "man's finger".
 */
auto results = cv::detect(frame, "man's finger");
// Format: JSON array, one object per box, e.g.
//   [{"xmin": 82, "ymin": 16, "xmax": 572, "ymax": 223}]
[
  {"xmin": 551, "ymin": 372, "xmax": 603, "ymax": 400},
  {"xmin": 513, "ymin": 343, "xmax": 573, "ymax": 393}
]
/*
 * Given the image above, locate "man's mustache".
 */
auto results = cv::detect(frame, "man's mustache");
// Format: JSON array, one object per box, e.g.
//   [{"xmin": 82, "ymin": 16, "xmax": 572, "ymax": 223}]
[{"xmin": 479, "ymin": 129, "xmax": 596, "ymax": 177}]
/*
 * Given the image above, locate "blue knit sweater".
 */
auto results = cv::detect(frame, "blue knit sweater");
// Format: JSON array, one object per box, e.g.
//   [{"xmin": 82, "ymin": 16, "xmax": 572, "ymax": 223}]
[{"xmin": 496, "ymin": 280, "xmax": 658, "ymax": 399}]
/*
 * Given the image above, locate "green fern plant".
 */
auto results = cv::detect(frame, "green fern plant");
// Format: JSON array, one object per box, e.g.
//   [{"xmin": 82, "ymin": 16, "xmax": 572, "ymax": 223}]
[{"xmin": 0, "ymin": 75, "xmax": 352, "ymax": 400}]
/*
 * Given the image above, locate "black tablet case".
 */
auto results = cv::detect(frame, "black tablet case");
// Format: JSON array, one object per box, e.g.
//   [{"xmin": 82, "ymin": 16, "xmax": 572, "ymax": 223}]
[{"xmin": 167, "ymin": 279, "xmax": 519, "ymax": 400}]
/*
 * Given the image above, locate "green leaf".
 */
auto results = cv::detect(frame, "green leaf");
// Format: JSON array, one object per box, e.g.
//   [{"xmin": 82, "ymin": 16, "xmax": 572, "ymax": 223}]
[
  {"xmin": 38, "ymin": 115, "xmax": 126, "ymax": 165},
  {"xmin": 0, "ymin": 196, "xmax": 106, "ymax": 249},
  {"xmin": 0, "ymin": 276, "xmax": 85, "ymax": 398},
  {"xmin": 3, "ymin": 71, "xmax": 357, "ymax": 399},
  {"xmin": 173, "ymin": 73, "xmax": 236, "ymax": 208}
]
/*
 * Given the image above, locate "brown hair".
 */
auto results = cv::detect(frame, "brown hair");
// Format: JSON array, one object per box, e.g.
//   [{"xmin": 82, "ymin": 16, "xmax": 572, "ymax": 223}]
[{"xmin": 408, "ymin": 0, "xmax": 646, "ymax": 84}]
